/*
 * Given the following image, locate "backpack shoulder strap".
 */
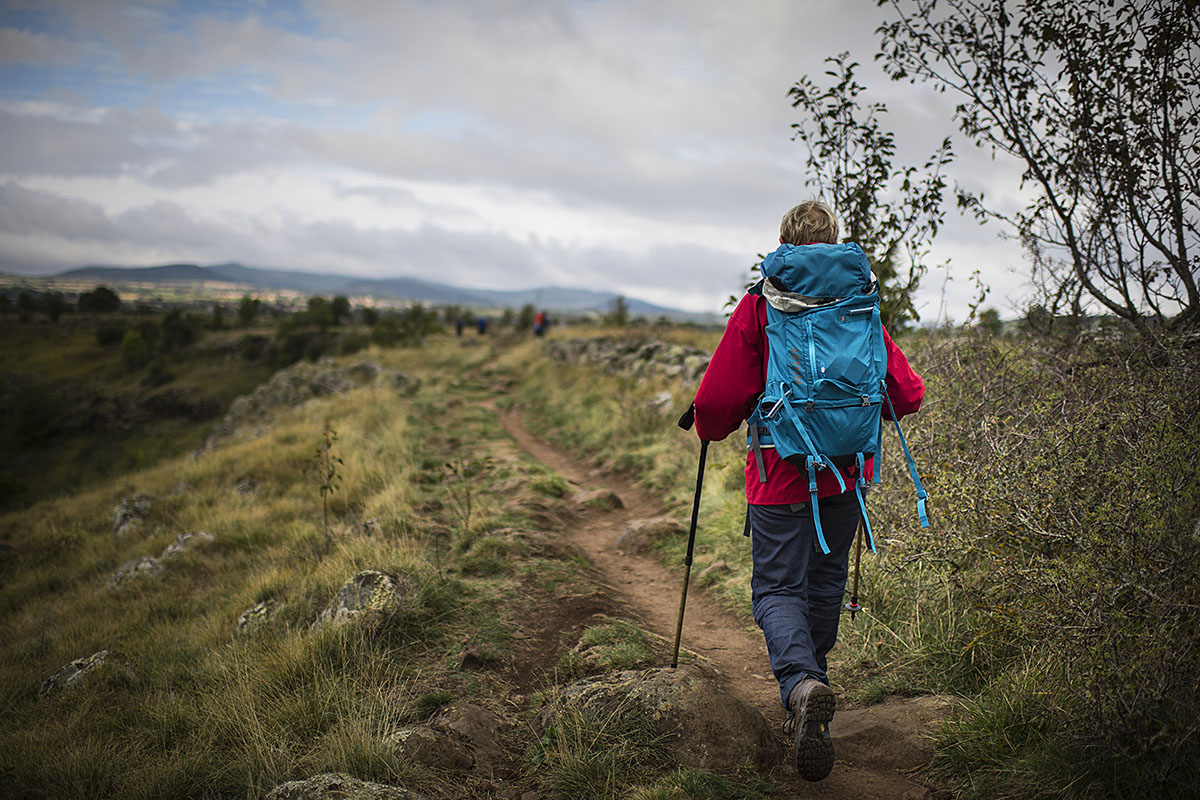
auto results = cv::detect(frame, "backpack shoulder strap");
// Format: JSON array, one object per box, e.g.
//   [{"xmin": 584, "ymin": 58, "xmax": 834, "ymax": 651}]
[{"xmin": 882, "ymin": 383, "xmax": 930, "ymax": 528}]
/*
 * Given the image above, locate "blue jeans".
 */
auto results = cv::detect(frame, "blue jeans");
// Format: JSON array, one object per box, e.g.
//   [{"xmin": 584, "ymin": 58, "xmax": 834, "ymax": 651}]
[{"xmin": 749, "ymin": 492, "xmax": 861, "ymax": 707}]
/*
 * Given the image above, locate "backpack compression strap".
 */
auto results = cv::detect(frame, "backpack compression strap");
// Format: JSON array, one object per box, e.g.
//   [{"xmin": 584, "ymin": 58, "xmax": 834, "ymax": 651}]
[
  {"xmin": 882, "ymin": 386, "xmax": 930, "ymax": 528},
  {"xmin": 853, "ymin": 452, "xmax": 877, "ymax": 553}
]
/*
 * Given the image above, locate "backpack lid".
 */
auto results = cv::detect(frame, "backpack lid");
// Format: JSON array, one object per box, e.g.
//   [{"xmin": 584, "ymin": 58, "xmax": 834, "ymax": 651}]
[{"xmin": 761, "ymin": 243, "xmax": 873, "ymax": 299}]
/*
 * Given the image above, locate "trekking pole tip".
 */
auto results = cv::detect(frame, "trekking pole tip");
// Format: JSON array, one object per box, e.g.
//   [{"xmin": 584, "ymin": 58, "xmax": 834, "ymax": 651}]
[{"xmin": 845, "ymin": 600, "xmax": 861, "ymax": 620}]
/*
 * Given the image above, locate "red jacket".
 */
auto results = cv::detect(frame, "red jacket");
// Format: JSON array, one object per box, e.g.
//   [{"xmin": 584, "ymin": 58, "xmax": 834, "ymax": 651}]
[{"xmin": 694, "ymin": 291, "xmax": 925, "ymax": 505}]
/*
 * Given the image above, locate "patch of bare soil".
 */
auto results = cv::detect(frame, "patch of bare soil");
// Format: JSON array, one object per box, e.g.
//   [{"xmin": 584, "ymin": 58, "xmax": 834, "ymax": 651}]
[{"xmin": 498, "ymin": 408, "xmax": 952, "ymax": 800}]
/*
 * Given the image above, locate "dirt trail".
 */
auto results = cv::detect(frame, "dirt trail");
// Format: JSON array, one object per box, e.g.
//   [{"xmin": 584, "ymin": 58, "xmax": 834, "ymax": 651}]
[{"xmin": 499, "ymin": 409, "xmax": 949, "ymax": 800}]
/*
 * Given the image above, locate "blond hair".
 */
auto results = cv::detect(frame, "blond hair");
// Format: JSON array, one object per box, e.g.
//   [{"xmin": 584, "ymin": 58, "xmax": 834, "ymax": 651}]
[{"xmin": 779, "ymin": 200, "xmax": 839, "ymax": 245}]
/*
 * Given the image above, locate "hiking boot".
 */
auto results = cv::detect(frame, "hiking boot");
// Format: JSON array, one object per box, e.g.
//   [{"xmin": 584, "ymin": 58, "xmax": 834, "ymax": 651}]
[{"xmin": 786, "ymin": 678, "xmax": 835, "ymax": 781}]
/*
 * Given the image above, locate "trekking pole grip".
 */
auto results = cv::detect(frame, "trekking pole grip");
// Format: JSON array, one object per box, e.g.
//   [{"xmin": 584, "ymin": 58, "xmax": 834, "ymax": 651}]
[{"xmin": 671, "ymin": 439, "xmax": 708, "ymax": 669}]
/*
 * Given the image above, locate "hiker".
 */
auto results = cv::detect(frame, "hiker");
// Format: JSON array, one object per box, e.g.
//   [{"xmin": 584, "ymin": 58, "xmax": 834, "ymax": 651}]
[
  {"xmin": 533, "ymin": 310, "xmax": 547, "ymax": 337},
  {"xmin": 691, "ymin": 200, "xmax": 925, "ymax": 781}
]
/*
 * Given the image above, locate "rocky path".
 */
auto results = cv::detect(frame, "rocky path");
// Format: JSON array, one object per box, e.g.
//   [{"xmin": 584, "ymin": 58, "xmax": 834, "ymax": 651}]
[{"xmin": 499, "ymin": 408, "xmax": 950, "ymax": 800}]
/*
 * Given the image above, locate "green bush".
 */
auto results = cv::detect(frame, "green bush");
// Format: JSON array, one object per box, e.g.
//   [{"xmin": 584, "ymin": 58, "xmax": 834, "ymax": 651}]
[{"xmin": 875, "ymin": 331, "xmax": 1200, "ymax": 798}]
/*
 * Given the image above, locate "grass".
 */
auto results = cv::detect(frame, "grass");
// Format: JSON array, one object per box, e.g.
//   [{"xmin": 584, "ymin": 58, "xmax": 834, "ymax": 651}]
[
  {"xmin": 0, "ymin": 333, "xmax": 770, "ymax": 799},
  {"xmin": 495, "ymin": 323, "xmax": 1200, "ymax": 800}
]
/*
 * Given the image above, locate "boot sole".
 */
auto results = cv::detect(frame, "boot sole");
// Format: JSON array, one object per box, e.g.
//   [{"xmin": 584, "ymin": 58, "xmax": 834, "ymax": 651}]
[{"xmin": 793, "ymin": 683, "xmax": 835, "ymax": 781}]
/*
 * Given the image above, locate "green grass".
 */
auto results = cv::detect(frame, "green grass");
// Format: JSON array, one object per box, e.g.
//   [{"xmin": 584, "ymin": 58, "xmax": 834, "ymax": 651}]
[
  {"xmin": 496, "ymin": 324, "xmax": 1200, "ymax": 800},
  {"xmin": 0, "ymin": 333, "xmax": 769, "ymax": 799}
]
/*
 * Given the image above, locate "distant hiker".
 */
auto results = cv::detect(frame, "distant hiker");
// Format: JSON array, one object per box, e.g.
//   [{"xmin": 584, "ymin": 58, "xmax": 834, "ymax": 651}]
[
  {"xmin": 455, "ymin": 318, "xmax": 464, "ymax": 337},
  {"xmin": 533, "ymin": 310, "xmax": 547, "ymax": 337},
  {"xmin": 476, "ymin": 317, "xmax": 488, "ymax": 335},
  {"xmin": 691, "ymin": 200, "xmax": 925, "ymax": 781}
]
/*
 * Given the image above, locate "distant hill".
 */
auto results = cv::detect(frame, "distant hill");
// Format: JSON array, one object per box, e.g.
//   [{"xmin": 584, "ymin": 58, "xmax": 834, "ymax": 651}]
[{"xmin": 52, "ymin": 262, "xmax": 703, "ymax": 319}]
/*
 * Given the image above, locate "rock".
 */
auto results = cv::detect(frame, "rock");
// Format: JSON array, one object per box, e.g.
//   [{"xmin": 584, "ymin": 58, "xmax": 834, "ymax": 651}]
[
  {"xmin": 236, "ymin": 599, "xmax": 278, "ymax": 637},
  {"xmin": 437, "ymin": 703, "xmax": 504, "ymax": 777},
  {"xmin": 203, "ymin": 360, "xmax": 387, "ymax": 450},
  {"xmin": 348, "ymin": 360, "xmax": 382, "ymax": 383},
  {"xmin": 107, "ymin": 556, "xmax": 163, "ymax": 588},
  {"xmin": 388, "ymin": 370, "xmax": 420, "ymax": 395},
  {"xmin": 312, "ymin": 570, "xmax": 413, "ymax": 629},
  {"xmin": 649, "ymin": 390, "xmax": 674, "ymax": 413},
  {"xmin": 537, "ymin": 666, "xmax": 780, "ymax": 771},
  {"xmin": 265, "ymin": 773, "xmax": 427, "ymax": 800},
  {"xmin": 159, "ymin": 530, "xmax": 213, "ymax": 561},
  {"xmin": 234, "ymin": 477, "xmax": 261, "ymax": 495},
  {"xmin": 386, "ymin": 702, "xmax": 503, "ymax": 776},
  {"xmin": 572, "ymin": 489, "xmax": 624, "ymax": 511},
  {"xmin": 833, "ymin": 695, "xmax": 953, "ymax": 771},
  {"xmin": 614, "ymin": 517, "xmax": 685, "ymax": 554},
  {"xmin": 112, "ymin": 492, "xmax": 153, "ymax": 537},
  {"xmin": 697, "ymin": 560, "xmax": 732, "ymax": 582},
  {"xmin": 39, "ymin": 650, "xmax": 135, "ymax": 698},
  {"xmin": 386, "ymin": 724, "xmax": 474, "ymax": 771}
]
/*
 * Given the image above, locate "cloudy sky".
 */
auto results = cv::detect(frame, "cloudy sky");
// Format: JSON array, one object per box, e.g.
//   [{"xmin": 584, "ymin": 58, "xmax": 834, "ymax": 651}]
[{"xmin": 0, "ymin": 0, "xmax": 1031, "ymax": 319}]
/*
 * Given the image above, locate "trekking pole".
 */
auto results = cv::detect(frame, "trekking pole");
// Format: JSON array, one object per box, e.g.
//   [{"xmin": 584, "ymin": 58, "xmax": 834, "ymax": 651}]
[
  {"xmin": 671, "ymin": 438, "xmax": 708, "ymax": 669},
  {"xmin": 845, "ymin": 519, "xmax": 864, "ymax": 621},
  {"xmin": 671, "ymin": 403, "xmax": 707, "ymax": 669}
]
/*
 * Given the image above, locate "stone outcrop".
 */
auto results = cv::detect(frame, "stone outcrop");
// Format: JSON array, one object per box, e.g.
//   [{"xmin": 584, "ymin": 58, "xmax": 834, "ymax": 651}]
[
  {"xmin": 236, "ymin": 599, "xmax": 278, "ymax": 637},
  {"xmin": 39, "ymin": 650, "xmax": 135, "ymax": 698},
  {"xmin": 386, "ymin": 702, "xmax": 503, "ymax": 777},
  {"xmin": 265, "ymin": 773, "xmax": 427, "ymax": 800},
  {"xmin": 107, "ymin": 556, "xmax": 164, "ymax": 588},
  {"xmin": 312, "ymin": 570, "xmax": 413, "ymax": 629},
  {"xmin": 112, "ymin": 492, "xmax": 153, "ymax": 537},
  {"xmin": 160, "ymin": 530, "xmax": 213, "ymax": 561},
  {"xmin": 614, "ymin": 517, "xmax": 685, "ymax": 554},
  {"xmin": 537, "ymin": 666, "xmax": 780, "ymax": 772},
  {"xmin": 544, "ymin": 337, "xmax": 710, "ymax": 383},
  {"xmin": 203, "ymin": 359, "xmax": 418, "ymax": 450},
  {"xmin": 107, "ymin": 530, "xmax": 214, "ymax": 589}
]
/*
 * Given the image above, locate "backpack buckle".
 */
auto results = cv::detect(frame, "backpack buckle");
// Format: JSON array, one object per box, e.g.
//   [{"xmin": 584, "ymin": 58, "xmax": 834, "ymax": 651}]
[
  {"xmin": 805, "ymin": 400, "xmax": 814, "ymax": 412},
  {"xmin": 861, "ymin": 395, "xmax": 869, "ymax": 406}
]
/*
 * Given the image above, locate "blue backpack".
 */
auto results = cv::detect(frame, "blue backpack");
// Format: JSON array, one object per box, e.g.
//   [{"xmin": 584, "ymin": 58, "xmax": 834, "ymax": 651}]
[{"xmin": 746, "ymin": 242, "xmax": 929, "ymax": 555}]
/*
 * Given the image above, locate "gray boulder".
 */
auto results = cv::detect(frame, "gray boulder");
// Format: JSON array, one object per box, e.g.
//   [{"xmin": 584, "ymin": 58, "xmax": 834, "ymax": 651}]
[
  {"xmin": 537, "ymin": 666, "xmax": 780, "ymax": 771},
  {"xmin": 39, "ymin": 650, "xmax": 135, "ymax": 698},
  {"xmin": 614, "ymin": 517, "xmax": 685, "ymax": 554},
  {"xmin": 236, "ymin": 599, "xmax": 278, "ymax": 637},
  {"xmin": 107, "ymin": 556, "xmax": 163, "ymax": 588},
  {"xmin": 265, "ymin": 773, "xmax": 426, "ymax": 800},
  {"xmin": 160, "ymin": 530, "xmax": 213, "ymax": 561},
  {"xmin": 312, "ymin": 570, "xmax": 413, "ymax": 629},
  {"xmin": 112, "ymin": 492, "xmax": 153, "ymax": 537}
]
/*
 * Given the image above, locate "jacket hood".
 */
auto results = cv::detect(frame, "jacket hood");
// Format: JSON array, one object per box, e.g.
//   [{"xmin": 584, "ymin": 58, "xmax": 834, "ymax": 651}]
[{"xmin": 761, "ymin": 242, "xmax": 873, "ymax": 299}]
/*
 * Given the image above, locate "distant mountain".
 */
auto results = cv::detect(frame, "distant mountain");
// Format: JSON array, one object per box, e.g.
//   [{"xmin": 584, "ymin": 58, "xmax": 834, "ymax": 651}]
[
  {"xmin": 51, "ymin": 262, "xmax": 701, "ymax": 319},
  {"xmin": 62, "ymin": 263, "xmax": 227, "ymax": 283}
]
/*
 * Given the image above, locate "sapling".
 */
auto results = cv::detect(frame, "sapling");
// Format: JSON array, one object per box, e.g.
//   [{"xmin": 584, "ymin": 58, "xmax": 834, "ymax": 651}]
[{"xmin": 314, "ymin": 419, "xmax": 343, "ymax": 556}]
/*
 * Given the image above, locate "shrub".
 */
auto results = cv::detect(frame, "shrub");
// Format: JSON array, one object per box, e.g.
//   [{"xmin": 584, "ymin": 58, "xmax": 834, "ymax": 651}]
[{"xmin": 95, "ymin": 322, "xmax": 127, "ymax": 347}]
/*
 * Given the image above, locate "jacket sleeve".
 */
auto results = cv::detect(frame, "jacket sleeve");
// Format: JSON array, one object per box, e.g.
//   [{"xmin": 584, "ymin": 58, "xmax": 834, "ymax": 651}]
[
  {"xmin": 693, "ymin": 293, "xmax": 765, "ymax": 442},
  {"xmin": 882, "ymin": 326, "xmax": 924, "ymax": 420}
]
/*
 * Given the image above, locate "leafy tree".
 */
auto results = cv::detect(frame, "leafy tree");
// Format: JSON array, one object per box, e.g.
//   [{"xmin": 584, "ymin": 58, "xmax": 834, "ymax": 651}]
[
  {"xmin": 306, "ymin": 296, "xmax": 333, "ymax": 333},
  {"xmin": 360, "ymin": 306, "xmax": 380, "ymax": 326},
  {"xmin": 160, "ymin": 309, "xmax": 203, "ymax": 352},
  {"xmin": 330, "ymin": 295, "xmax": 351, "ymax": 326},
  {"xmin": 605, "ymin": 295, "xmax": 630, "ymax": 327},
  {"xmin": 977, "ymin": 307, "xmax": 1004, "ymax": 336},
  {"xmin": 788, "ymin": 52, "xmax": 954, "ymax": 330},
  {"xmin": 120, "ymin": 330, "xmax": 152, "ymax": 369},
  {"xmin": 209, "ymin": 303, "xmax": 225, "ymax": 330},
  {"xmin": 78, "ymin": 286, "xmax": 121, "ymax": 313},
  {"xmin": 877, "ymin": 0, "xmax": 1200, "ymax": 332},
  {"xmin": 42, "ymin": 292, "xmax": 70, "ymax": 322},
  {"xmin": 237, "ymin": 295, "xmax": 261, "ymax": 327},
  {"xmin": 517, "ymin": 303, "xmax": 536, "ymax": 331}
]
